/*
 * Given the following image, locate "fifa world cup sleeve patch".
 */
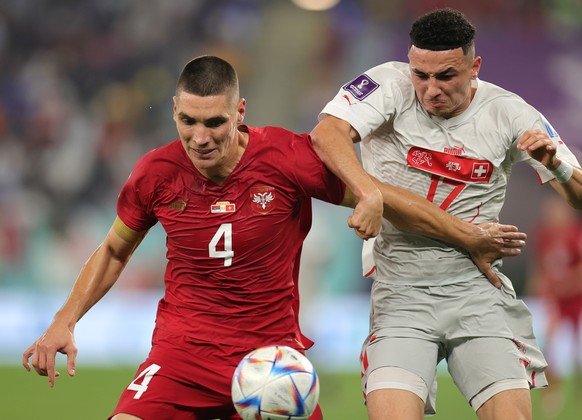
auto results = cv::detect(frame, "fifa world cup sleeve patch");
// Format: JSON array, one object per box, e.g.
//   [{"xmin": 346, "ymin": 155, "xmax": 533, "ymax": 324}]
[
  {"xmin": 407, "ymin": 146, "xmax": 493, "ymax": 183},
  {"xmin": 342, "ymin": 74, "xmax": 379, "ymax": 100}
]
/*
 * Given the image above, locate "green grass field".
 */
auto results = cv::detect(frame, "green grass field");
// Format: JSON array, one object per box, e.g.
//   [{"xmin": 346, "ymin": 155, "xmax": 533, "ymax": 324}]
[{"xmin": 5, "ymin": 365, "xmax": 581, "ymax": 419}]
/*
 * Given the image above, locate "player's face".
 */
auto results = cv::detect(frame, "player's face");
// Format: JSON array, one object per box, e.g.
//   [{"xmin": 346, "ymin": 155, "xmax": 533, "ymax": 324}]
[
  {"xmin": 408, "ymin": 46, "xmax": 481, "ymax": 119},
  {"xmin": 173, "ymin": 90, "xmax": 245, "ymax": 179}
]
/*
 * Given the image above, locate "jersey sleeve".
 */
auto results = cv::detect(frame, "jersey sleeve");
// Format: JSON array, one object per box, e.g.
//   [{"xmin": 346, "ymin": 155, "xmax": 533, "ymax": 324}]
[
  {"xmin": 117, "ymin": 155, "xmax": 158, "ymax": 231},
  {"xmin": 288, "ymin": 133, "xmax": 346, "ymax": 205},
  {"xmin": 509, "ymin": 107, "xmax": 580, "ymax": 184},
  {"xmin": 318, "ymin": 63, "xmax": 402, "ymax": 140}
]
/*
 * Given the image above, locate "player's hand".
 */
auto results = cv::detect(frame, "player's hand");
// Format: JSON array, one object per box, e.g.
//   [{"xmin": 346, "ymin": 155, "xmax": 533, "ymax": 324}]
[
  {"xmin": 467, "ymin": 223, "xmax": 526, "ymax": 288},
  {"xmin": 22, "ymin": 323, "xmax": 78, "ymax": 387},
  {"xmin": 517, "ymin": 129, "xmax": 559, "ymax": 169},
  {"xmin": 347, "ymin": 188, "xmax": 383, "ymax": 240}
]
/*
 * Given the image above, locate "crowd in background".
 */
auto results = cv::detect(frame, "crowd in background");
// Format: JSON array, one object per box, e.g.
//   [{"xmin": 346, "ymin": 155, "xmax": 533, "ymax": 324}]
[{"xmin": 2, "ymin": 0, "xmax": 582, "ymax": 296}]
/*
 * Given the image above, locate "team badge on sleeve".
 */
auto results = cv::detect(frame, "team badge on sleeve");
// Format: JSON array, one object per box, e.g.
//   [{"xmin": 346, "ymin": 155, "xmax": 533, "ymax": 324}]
[
  {"xmin": 342, "ymin": 74, "xmax": 379, "ymax": 100},
  {"xmin": 251, "ymin": 185, "xmax": 275, "ymax": 214}
]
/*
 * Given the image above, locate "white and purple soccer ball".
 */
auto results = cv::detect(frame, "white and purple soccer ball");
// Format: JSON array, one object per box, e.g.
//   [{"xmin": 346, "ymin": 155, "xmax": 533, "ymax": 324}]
[{"xmin": 231, "ymin": 345, "xmax": 320, "ymax": 420}]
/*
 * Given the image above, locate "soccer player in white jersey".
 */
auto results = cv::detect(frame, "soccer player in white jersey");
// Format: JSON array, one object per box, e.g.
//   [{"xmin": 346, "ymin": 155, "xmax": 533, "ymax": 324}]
[{"xmin": 310, "ymin": 7, "xmax": 582, "ymax": 420}]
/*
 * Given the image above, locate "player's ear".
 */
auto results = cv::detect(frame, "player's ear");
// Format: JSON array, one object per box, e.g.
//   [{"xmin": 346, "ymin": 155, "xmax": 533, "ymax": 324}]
[
  {"xmin": 237, "ymin": 98, "xmax": 246, "ymax": 124},
  {"xmin": 471, "ymin": 56, "xmax": 481, "ymax": 80}
]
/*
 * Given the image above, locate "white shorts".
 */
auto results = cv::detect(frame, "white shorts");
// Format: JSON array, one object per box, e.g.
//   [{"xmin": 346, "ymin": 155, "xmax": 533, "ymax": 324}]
[{"xmin": 360, "ymin": 279, "xmax": 548, "ymax": 415}]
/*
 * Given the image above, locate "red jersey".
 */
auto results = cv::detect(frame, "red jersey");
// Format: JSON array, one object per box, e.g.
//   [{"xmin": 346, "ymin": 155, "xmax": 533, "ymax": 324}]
[{"xmin": 117, "ymin": 125, "xmax": 345, "ymax": 349}]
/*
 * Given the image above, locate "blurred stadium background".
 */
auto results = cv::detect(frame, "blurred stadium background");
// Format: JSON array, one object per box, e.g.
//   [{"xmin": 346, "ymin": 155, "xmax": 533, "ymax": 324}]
[{"xmin": 1, "ymin": 0, "xmax": 582, "ymax": 418}]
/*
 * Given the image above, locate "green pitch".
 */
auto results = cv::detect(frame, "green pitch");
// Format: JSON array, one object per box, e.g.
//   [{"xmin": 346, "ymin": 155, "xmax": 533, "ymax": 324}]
[{"xmin": 5, "ymin": 366, "xmax": 580, "ymax": 419}]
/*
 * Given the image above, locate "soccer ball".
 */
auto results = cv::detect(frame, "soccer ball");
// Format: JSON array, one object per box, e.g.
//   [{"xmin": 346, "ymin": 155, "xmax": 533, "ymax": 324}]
[{"xmin": 231, "ymin": 345, "xmax": 320, "ymax": 420}]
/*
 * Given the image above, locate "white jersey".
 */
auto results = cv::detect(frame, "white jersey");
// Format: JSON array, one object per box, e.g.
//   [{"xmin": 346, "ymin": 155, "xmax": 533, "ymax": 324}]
[{"xmin": 320, "ymin": 61, "xmax": 580, "ymax": 286}]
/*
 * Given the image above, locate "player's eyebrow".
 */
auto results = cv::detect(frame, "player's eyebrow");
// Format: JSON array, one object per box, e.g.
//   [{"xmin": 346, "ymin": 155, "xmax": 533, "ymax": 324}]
[
  {"xmin": 177, "ymin": 111, "xmax": 228, "ymax": 127},
  {"xmin": 411, "ymin": 67, "xmax": 458, "ymax": 78}
]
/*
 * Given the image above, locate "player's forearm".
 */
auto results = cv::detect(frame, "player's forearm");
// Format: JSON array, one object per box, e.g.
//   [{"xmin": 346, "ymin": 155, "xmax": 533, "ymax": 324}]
[
  {"xmin": 52, "ymin": 243, "xmax": 129, "ymax": 328},
  {"xmin": 375, "ymin": 180, "xmax": 480, "ymax": 248},
  {"xmin": 549, "ymin": 163, "xmax": 582, "ymax": 209},
  {"xmin": 52, "ymin": 226, "xmax": 141, "ymax": 328}
]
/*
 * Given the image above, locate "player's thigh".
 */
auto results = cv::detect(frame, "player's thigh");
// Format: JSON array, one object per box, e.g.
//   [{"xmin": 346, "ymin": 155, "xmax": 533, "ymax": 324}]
[
  {"xmin": 476, "ymin": 388, "xmax": 531, "ymax": 420},
  {"xmin": 367, "ymin": 386, "xmax": 424, "ymax": 420},
  {"xmin": 447, "ymin": 337, "xmax": 532, "ymax": 412},
  {"xmin": 362, "ymin": 336, "xmax": 439, "ymax": 415}
]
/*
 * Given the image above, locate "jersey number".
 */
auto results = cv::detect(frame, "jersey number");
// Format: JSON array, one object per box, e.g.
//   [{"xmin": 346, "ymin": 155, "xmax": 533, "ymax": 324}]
[
  {"xmin": 209, "ymin": 223, "xmax": 234, "ymax": 266},
  {"xmin": 127, "ymin": 363, "xmax": 161, "ymax": 399},
  {"xmin": 426, "ymin": 174, "xmax": 466, "ymax": 210}
]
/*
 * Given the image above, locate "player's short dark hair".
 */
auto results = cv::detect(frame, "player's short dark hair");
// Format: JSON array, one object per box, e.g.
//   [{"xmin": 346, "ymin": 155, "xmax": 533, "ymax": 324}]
[
  {"xmin": 176, "ymin": 55, "xmax": 239, "ymax": 98},
  {"xmin": 409, "ymin": 8, "xmax": 476, "ymax": 54}
]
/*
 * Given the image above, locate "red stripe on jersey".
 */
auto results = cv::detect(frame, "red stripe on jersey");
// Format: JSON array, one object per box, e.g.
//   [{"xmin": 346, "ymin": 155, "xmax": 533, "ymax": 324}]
[
  {"xmin": 364, "ymin": 265, "xmax": 376, "ymax": 278},
  {"xmin": 407, "ymin": 146, "xmax": 493, "ymax": 183}
]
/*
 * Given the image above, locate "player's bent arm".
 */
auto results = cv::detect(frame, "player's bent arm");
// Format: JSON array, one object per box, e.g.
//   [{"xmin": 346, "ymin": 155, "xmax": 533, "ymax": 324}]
[
  {"xmin": 22, "ymin": 216, "xmax": 147, "ymax": 386},
  {"xmin": 310, "ymin": 116, "xmax": 383, "ymax": 238},
  {"xmin": 341, "ymin": 181, "xmax": 526, "ymax": 287},
  {"xmin": 53, "ymin": 216, "xmax": 146, "ymax": 324}
]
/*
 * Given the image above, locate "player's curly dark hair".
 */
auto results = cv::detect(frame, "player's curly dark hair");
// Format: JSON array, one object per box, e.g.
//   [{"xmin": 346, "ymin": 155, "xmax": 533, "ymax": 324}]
[{"xmin": 409, "ymin": 8, "xmax": 475, "ymax": 54}]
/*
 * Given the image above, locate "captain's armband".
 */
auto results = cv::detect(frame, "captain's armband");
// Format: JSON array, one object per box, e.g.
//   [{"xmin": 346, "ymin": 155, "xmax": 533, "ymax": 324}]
[{"xmin": 113, "ymin": 216, "xmax": 143, "ymax": 242}]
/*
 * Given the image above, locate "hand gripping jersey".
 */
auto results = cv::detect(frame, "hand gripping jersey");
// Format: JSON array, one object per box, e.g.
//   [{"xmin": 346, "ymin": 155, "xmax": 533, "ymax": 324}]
[
  {"xmin": 321, "ymin": 61, "xmax": 580, "ymax": 286},
  {"xmin": 117, "ymin": 126, "xmax": 345, "ymax": 349}
]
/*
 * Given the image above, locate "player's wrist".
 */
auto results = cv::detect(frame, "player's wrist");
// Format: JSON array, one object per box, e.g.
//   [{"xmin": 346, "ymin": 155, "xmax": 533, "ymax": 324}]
[{"xmin": 550, "ymin": 160, "xmax": 573, "ymax": 183}]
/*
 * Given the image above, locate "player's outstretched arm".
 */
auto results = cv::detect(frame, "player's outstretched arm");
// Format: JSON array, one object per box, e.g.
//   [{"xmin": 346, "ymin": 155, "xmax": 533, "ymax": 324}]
[
  {"xmin": 342, "ymin": 181, "xmax": 526, "ymax": 288},
  {"xmin": 22, "ymin": 217, "xmax": 147, "ymax": 387},
  {"xmin": 310, "ymin": 116, "xmax": 383, "ymax": 240}
]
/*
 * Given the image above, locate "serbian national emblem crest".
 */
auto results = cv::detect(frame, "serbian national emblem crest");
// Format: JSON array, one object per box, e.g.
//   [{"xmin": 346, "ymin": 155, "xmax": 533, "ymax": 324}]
[{"xmin": 250, "ymin": 185, "xmax": 276, "ymax": 214}]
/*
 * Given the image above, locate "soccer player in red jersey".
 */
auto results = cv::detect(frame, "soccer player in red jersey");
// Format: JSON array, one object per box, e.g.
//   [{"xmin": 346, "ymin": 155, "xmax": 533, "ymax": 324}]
[{"xmin": 22, "ymin": 55, "xmax": 525, "ymax": 420}]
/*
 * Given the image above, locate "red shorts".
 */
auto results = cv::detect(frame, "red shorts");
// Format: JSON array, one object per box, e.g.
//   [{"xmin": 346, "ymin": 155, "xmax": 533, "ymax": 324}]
[{"xmin": 109, "ymin": 328, "xmax": 324, "ymax": 420}]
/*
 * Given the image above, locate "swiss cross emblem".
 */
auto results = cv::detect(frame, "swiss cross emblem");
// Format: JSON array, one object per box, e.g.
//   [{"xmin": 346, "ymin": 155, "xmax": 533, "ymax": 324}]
[
  {"xmin": 411, "ymin": 150, "xmax": 433, "ymax": 167},
  {"xmin": 250, "ymin": 185, "xmax": 276, "ymax": 214},
  {"xmin": 471, "ymin": 162, "xmax": 490, "ymax": 179}
]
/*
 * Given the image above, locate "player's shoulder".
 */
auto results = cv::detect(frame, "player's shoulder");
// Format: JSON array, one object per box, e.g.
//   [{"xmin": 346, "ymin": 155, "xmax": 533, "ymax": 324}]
[
  {"xmin": 349, "ymin": 61, "xmax": 413, "ymax": 104},
  {"xmin": 247, "ymin": 125, "xmax": 310, "ymax": 149},
  {"xmin": 478, "ymin": 80, "xmax": 530, "ymax": 106},
  {"xmin": 247, "ymin": 125, "xmax": 305, "ymax": 139},
  {"xmin": 140, "ymin": 139, "xmax": 182, "ymax": 161},
  {"xmin": 131, "ymin": 139, "xmax": 185, "ymax": 178}
]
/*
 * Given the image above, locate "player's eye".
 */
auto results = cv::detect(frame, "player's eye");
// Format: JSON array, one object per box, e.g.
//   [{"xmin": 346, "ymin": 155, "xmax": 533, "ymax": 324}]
[
  {"xmin": 205, "ymin": 118, "xmax": 226, "ymax": 128},
  {"xmin": 181, "ymin": 116, "xmax": 195, "ymax": 125},
  {"xmin": 436, "ymin": 74, "xmax": 454, "ymax": 81}
]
